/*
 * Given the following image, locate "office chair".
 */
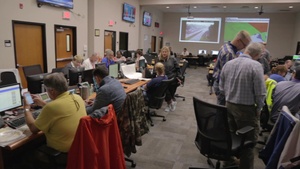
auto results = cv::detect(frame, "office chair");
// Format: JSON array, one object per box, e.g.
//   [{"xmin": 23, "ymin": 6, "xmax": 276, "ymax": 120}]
[
  {"xmin": 146, "ymin": 78, "xmax": 173, "ymax": 126},
  {"xmin": 22, "ymin": 64, "xmax": 43, "ymax": 77},
  {"xmin": 0, "ymin": 71, "xmax": 17, "ymax": 86},
  {"xmin": 174, "ymin": 61, "xmax": 188, "ymax": 101},
  {"xmin": 189, "ymin": 97, "xmax": 255, "ymax": 169},
  {"xmin": 51, "ymin": 67, "xmax": 64, "ymax": 73}
]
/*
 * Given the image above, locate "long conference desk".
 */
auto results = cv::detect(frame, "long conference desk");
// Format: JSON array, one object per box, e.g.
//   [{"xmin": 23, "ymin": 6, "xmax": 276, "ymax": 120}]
[{"xmin": 0, "ymin": 79, "xmax": 148, "ymax": 168}]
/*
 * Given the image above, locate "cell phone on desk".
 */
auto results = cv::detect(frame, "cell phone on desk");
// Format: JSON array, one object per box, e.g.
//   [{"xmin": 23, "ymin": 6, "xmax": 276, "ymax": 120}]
[{"xmin": 24, "ymin": 92, "xmax": 34, "ymax": 105}]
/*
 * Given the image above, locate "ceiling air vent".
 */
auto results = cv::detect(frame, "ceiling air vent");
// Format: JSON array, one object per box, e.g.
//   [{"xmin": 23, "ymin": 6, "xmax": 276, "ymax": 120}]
[
  {"xmin": 279, "ymin": 9, "xmax": 291, "ymax": 12},
  {"xmin": 241, "ymin": 6, "xmax": 249, "ymax": 9}
]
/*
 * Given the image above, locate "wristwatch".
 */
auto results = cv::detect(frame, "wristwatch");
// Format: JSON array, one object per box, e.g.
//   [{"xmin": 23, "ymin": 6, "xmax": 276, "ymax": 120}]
[{"xmin": 25, "ymin": 108, "xmax": 30, "ymax": 112}]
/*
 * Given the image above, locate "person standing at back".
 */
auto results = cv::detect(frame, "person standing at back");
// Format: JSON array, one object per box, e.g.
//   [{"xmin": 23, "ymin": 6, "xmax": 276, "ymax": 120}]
[
  {"xmin": 82, "ymin": 52, "xmax": 100, "ymax": 70},
  {"xmin": 213, "ymin": 30, "xmax": 251, "ymax": 105},
  {"xmin": 220, "ymin": 42, "xmax": 266, "ymax": 169}
]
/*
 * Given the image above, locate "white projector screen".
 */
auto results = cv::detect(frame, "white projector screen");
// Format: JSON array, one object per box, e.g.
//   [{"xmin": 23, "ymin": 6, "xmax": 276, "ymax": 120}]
[
  {"xmin": 224, "ymin": 17, "xmax": 270, "ymax": 43},
  {"xmin": 179, "ymin": 17, "xmax": 221, "ymax": 44}
]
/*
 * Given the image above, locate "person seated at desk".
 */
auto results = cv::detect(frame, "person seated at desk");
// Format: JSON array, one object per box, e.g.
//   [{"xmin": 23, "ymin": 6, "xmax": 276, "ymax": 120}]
[
  {"xmin": 23, "ymin": 73, "xmax": 87, "ymax": 167},
  {"xmin": 62, "ymin": 55, "xmax": 84, "ymax": 77},
  {"xmin": 115, "ymin": 50, "xmax": 126, "ymax": 63},
  {"xmin": 82, "ymin": 52, "xmax": 100, "ymax": 70},
  {"xmin": 269, "ymin": 65, "xmax": 287, "ymax": 83},
  {"xmin": 143, "ymin": 62, "xmax": 167, "ymax": 100},
  {"xmin": 270, "ymin": 66, "xmax": 300, "ymax": 123},
  {"xmin": 181, "ymin": 48, "xmax": 189, "ymax": 57},
  {"xmin": 159, "ymin": 46, "xmax": 183, "ymax": 112},
  {"xmin": 102, "ymin": 49, "xmax": 115, "ymax": 68},
  {"xmin": 135, "ymin": 49, "xmax": 147, "ymax": 71},
  {"xmin": 86, "ymin": 66, "xmax": 126, "ymax": 115}
]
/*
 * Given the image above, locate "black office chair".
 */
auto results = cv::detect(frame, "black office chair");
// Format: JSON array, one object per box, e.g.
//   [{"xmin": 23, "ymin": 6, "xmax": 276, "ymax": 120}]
[
  {"xmin": 189, "ymin": 97, "xmax": 255, "ymax": 169},
  {"xmin": 174, "ymin": 61, "xmax": 188, "ymax": 101},
  {"xmin": 51, "ymin": 67, "xmax": 64, "ymax": 73},
  {"xmin": 22, "ymin": 64, "xmax": 43, "ymax": 77},
  {"xmin": 0, "ymin": 71, "xmax": 17, "ymax": 86},
  {"xmin": 146, "ymin": 78, "xmax": 173, "ymax": 126}
]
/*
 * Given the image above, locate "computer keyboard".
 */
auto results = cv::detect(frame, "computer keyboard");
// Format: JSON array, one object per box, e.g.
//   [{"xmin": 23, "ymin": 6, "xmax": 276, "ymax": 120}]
[
  {"xmin": 6, "ymin": 109, "xmax": 41, "ymax": 129},
  {"xmin": 124, "ymin": 79, "xmax": 140, "ymax": 85}
]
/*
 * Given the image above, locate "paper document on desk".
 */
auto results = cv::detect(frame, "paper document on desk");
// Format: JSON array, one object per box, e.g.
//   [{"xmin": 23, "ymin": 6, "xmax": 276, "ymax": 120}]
[
  {"xmin": 121, "ymin": 64, "xmax": 142, "ymax": 79},
  {"xmin": 0, "ymin": 128, "xmax": 25, "ymax": 147}
]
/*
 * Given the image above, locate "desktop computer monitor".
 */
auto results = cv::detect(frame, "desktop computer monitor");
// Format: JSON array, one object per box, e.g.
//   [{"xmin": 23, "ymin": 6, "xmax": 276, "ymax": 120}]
[
  {"xmin": 82, "ymin": 69, "xmax": 94, "ymax": 84},
  {"xmin": 293, "ymin": 55, "xmax": 300, "ymax": 60},
  {"xmin": 198, "ymin": 50, "xmax": 207, "ymax": 55},
  {"xmin": 27, "ymin": 73, "xmax": 51, "ymax": 94},
  {"xmin": 69, "ymin": 67, "xmax": 85, "ymax": 86},
  {"xmin": 0, "ymin": 83, "xmax": 22, "ymax": 114},
  {"xmin": 211, "ymin": 50, "xmax": 219, "ymax": 55},
  {"xmin": 95, "ymin": 63, "xmax": 106, "ymax": 69},
  {"xmin": 109, "ymin": 63, "xmax": 119, "ymax": 78},
  {"xmin": 139, "ymin": 59, "xmax": 146, "ymax": 69}
]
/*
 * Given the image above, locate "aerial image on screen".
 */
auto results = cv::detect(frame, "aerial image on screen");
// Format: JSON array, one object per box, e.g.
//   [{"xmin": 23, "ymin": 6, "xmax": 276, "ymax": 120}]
[
  {"xmin": 224, "ymin": 17, "xmax": 270, "ymax": 43},
  {"xmin": 180, "ymin": 17, "xmax": 221, "ymax": 43}
]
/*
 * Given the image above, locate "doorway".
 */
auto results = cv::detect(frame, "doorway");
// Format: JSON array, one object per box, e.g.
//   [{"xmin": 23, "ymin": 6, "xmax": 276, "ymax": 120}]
[
  {"xmin": 13, "ymin": 21, "xmax": 47, "ymax": 88},
  {"xmin": 104, "ymin": 30, "xmax": 116, "ymax": 54},
  {"xmin": 151, "ymin": 36, "xmax": 156, "ymax": 53},
  {"xmin": 55, "ymin": 25, "xmax": 77, "ymax": 68},
  {"xmin": 119, "ymin": 32, "xmax": 128, "ymax": 51},
  {"xmin": 159, "ymin": 37, "xmax": 163, "ymax": 51}
]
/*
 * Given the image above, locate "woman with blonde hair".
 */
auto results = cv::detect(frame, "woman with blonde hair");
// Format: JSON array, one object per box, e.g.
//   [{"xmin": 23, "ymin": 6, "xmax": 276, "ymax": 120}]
[
  {"xmin": 269, "ymin": 65, "xmax": 287, "ymax": 82},
  {"xmin": 159, "ymin": 46, "xmax": 182, "ymax": 112}
]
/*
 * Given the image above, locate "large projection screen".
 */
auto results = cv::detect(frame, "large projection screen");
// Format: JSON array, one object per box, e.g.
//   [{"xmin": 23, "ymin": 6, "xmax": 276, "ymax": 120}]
[
  {"xmin": 224, "ymin": 17, "xmax": 270, "ymax": 43},
  {"xmin": 179, "ymin": 17, "xmax": 221, "ymax": 44}
]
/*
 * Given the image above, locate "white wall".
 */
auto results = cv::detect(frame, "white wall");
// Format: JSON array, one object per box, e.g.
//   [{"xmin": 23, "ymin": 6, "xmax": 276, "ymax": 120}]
[
  {"xmin": 88, "ymin": 0, "xmax": 140, "ymax": 57},
  {"xmin": 163, "ymin": 12, "xmax": 297, "ymax": 59},
  {"xmin": 0, "ymin": 0, "xmax": 88, "ymax": 71},
  {"xmin": 293, "ymin": 12, "xmax": 300, "ymax": 54},
  {"xmin": 139, "ymin": 6, "xmax": 164, "ymax": 53}
]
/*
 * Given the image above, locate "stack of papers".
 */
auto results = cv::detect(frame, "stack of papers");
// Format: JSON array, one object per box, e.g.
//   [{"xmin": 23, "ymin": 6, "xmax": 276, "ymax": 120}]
[{"xmin": 121, "ymin": 64, "xmax": 142, "ymax": 79}]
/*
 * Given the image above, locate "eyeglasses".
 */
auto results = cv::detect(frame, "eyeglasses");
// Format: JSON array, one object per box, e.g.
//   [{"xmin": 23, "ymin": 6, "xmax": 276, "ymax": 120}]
[{"xmin": 70, "ymin": 92, "xmax": 80, "ymax": 111}]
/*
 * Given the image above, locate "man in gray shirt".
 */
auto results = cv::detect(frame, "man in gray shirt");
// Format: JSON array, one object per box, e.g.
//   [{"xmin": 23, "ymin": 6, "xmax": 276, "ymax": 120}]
[
  {"xmin": 220, "ymin": 42, "xmax": 266, "ymax": 169},
  {"xmin": 270, "ymin": 66, "xmax": 300, "ymax": 122}
]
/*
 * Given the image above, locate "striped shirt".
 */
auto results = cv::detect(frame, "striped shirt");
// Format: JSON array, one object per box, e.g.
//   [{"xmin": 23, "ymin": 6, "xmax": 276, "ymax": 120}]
[
  {"xmin": 213, "ymin": 42, "xmax": 238, "ymax": 81},
  {"xmin": 219, "ymin": 54, "xmax": 266, "ymax": 111}
]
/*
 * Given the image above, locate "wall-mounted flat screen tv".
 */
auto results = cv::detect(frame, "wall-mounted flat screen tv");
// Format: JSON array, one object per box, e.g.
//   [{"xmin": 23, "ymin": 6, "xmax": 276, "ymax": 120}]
[
  {"xmin": 37, "ymin": 0, "xmax": 73, "ymax": 9},
  {"xmin": 122, "ymin": 3, "xmax": 136, "ymax": 23},
  {"xmin": 143, "ymin": 11, "xmax": 152, "ymax": 27}
]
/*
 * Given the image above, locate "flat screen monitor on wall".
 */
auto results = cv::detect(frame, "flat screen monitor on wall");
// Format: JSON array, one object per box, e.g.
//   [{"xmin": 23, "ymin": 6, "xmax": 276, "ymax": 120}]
[
  {"xmin": 122, "ymin": 3, "xmax": 136, "ymax": 23},
  {"xmin": 179, "ymin": 17, "xmax": 222, "ymax": 44},
  {"xmin": 224, "ymin": 17, "xmax": 270, "ymax": 43},
  {"xmin": 143, "ymin": 11, "xmax": 152, "ymax": 27},
  {"xmin": 37, "ymin": 0, "xmax": 73, "ymax": 9}
]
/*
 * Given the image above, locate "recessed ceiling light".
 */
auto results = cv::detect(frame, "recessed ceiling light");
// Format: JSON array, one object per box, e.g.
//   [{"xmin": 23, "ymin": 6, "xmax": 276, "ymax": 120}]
[
  {"xmin": 289, "ymin": 6, "xmax": 293, "ymax": 9},
  {"xmin": 193, "ymin": 6, "xmax": 197, "ymax": 8},
  {"xmin": 166, "ymin": 6, "xmax": 169, "ymax": 9},
  {"xmin": 223, "ymin": 6, "xmax": 227, "ymax": 8},
  {"xmin": 254, "ymin": 6, "xmax": 259, "ymax": 9}
]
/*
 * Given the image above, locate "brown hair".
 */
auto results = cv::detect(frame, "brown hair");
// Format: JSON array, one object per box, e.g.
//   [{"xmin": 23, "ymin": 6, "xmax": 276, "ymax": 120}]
[{"xmin": 271, "ymin": 65, "xmax": 287, "ymax": 74}]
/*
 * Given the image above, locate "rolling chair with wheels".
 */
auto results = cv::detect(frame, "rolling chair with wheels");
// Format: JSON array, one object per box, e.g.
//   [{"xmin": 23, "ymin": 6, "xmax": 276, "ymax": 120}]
[
  {"xmin": 174, "ymin": 61, "xmax": 188, "ymax": 101},
  {"xmin": 189, "ymin": 97, "xmax": 255, "ymax": 169},
  {"xmin": 146, "ymin": 78, "xmax": 173, "ymax": 126}
]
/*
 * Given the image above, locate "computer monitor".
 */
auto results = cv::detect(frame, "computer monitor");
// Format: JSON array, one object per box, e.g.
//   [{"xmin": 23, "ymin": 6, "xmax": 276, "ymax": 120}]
[
  {"xmin": 95, "ymin": 63, "xmax": 106, "ymax": 69},
  {"xmin": 27, "ymin": 73, "xmax": 51, "ymax": 94},
  {"xmin": 82, "ymin": 69, "xmax": 94, "ymax": 84},
  {"xmin": 109, "ymin": 63, "xmax": 119, "ymax": 78},
  {"xmin": 211, "ymin": 50, "xmax": 219, "ymax": 55},
  {"xmin": 293, "ymin": 55, "xmax": 300, "ymax": 60},
  {"xmin": 0, "ymin": 83, "xmax": 22, "ymax": 114},
  {"xmin": 139, "ymin": 59, "xmax": 146, "ymax": 69},
  {"xmin": 198, "ymin": 50, "xmax": 207, "ymax": 55},
  {"xmin": 69, "ymin": 67, "xmax": 85, "ymax": 86}
]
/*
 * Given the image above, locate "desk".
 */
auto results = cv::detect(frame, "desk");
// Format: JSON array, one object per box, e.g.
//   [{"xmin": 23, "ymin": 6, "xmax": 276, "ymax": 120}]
[{"xmin": 182, "ymin": 56, "xmax": 199, "ymax": 69}]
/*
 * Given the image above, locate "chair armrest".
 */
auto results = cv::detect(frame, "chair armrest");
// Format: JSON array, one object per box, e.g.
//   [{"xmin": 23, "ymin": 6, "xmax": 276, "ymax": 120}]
[
  {"xmin": 38, "ymin": 145, "xmax": 62, "ymax": 157},
  {"xmin": 236, "ymin": 126, "xmax": 254, "ymax": 135}
]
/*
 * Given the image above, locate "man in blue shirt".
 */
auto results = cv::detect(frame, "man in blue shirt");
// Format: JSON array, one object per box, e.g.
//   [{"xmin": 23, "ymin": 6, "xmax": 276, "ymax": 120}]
[
  {"xmin": 213, "ymin": 30, "xmax": 251, "ymax": 105},
  {"xmin": 220, "ymin": 42, "xmax": 266, "ymax": 169},
  {"xmin": 101, "ymin": 49, "xmax": 115, "ymax": 68}
]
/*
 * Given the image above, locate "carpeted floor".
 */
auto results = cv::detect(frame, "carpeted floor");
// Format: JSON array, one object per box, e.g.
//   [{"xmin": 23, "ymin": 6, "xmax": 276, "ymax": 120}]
[{"xmin": 127, "ymin": 66, "xmax": 266, "ymax": 169}]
